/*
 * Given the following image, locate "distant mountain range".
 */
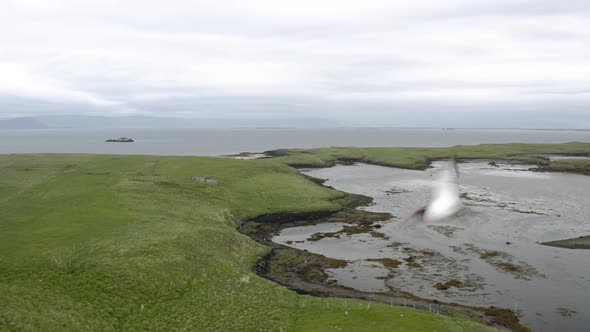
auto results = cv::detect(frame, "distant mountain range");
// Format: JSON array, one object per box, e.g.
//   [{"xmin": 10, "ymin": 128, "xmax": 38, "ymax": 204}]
[
  {"xmin": 0, "ymin": 117, "xmax": 47, "ymax": 129},
  {"xmin": 0, "ymin": 115, "xmax": 340, "ymax": 129}
]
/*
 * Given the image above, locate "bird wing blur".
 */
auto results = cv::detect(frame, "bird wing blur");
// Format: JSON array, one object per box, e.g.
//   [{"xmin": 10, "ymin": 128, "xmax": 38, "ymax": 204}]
[{"xmin": 423, "ymin": 159, "xmax": 463, "ymax": 222}]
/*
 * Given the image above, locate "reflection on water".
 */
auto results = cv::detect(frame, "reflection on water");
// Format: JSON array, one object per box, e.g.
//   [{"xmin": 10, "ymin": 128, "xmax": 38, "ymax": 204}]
[{"xmin": 273, "ymin": 161, "xmax": 590, "ymax": 331}]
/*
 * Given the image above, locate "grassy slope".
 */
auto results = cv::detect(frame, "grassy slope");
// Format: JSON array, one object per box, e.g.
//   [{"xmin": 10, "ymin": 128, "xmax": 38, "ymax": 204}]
[
  {"xmin": 0, "ymin": 154, "xmax": 496, "ymax": 331},
  {"xmin": 542, "ymin": 158, "xmax": 590, "ymax": 175},
  {"xmin": 267, "ymin": 142, "xmax": 590, "ymax": 169}
]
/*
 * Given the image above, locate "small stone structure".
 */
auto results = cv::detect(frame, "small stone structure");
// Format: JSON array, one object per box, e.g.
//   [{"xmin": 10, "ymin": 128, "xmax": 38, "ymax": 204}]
[{"xmin": 192, "ymin": 176, "xmax": 218, "ymax": 185}]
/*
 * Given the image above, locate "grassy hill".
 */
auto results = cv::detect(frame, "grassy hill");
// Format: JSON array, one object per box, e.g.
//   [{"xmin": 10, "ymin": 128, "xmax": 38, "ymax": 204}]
[{"xmin": 0, "ymin": 153, "xmax": 497, "ymax": 331}]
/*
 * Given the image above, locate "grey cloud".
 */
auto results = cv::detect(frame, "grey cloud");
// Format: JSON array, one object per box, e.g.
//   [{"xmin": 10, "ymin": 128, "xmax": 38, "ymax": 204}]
[{"xmin": 0, "ymin": 0, "xmax": 589, "ymax": 128}]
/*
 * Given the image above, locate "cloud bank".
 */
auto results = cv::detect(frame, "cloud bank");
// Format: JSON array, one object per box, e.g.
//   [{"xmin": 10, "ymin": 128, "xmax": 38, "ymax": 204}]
[{"xmin": 1, "ymin": 0, "xmax": 589, "ymax": 127}]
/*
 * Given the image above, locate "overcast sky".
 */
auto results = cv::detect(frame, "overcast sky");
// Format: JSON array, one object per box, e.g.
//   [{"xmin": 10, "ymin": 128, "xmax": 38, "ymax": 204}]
[{"xmin": 1, "ymin": 0, "xmax": 590, "ymax": 127}]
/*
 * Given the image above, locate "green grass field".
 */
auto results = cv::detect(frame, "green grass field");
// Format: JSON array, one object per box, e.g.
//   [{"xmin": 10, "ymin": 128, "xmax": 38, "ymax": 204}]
[
  {"xmin": 2, "ymin": 143, "xmax": 588, "ymax": 331},
  {"xmin": 0, "ymin": 153, "xmax": 501, "ymax": 331},
  {"xmin": 268, "ymin": 142, "xmax": 590, "ymax": 170}
]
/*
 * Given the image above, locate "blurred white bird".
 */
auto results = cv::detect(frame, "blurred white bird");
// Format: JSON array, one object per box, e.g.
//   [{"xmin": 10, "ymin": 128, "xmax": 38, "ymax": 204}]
[{"xmin": 409, "ymin": 159, "xmax": 463, "ymax": 221}]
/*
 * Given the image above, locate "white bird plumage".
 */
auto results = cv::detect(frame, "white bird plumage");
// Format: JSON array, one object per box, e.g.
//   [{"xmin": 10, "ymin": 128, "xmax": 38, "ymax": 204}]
[{"xmin": 423, "ymin": 159, "xmax": 463, "ymax": 222}]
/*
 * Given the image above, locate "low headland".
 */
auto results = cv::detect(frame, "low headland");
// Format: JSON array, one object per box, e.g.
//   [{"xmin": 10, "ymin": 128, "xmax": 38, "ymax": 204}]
[{"xmin": 1, "ymin": 142, "xmax": 588, "ymax": 331}]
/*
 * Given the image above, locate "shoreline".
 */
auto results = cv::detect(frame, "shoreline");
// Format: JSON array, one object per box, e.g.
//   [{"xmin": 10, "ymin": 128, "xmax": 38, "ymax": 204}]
[
  {"xmin": 237, "ymin": 170, "xmax": 530, "ymax": 332},
  {"xmin": 267, "ymin": 149, "xmax": 590, "ymax": 248},
  {"xmin": 541, "ymin": 236, "xmax": 590, "ymax": 249}
]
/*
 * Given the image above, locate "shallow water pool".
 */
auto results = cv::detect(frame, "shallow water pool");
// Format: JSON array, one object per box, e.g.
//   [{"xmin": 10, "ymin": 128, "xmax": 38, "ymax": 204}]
[{"xmin": 273, "ymin": 161, "xmax": 590, "ymax": 331}]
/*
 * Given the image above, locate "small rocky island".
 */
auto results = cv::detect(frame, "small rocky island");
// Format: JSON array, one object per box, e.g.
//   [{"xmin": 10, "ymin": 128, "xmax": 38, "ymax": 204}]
[{"xmin": 105, "ymin": 137, "xmax": 134, "ymax": 143}]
